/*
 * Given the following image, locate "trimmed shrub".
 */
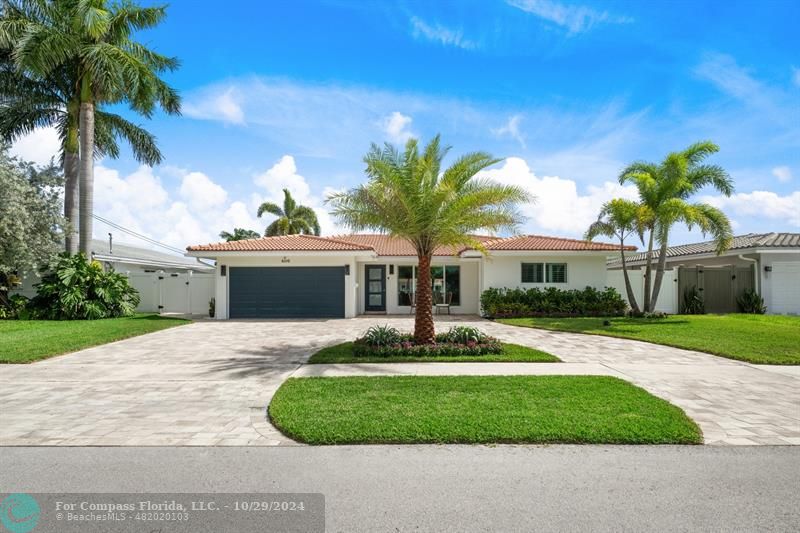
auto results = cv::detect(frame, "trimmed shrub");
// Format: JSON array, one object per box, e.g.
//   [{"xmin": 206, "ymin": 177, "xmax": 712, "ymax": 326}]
[
  {"xmin": 481, "ymin": 286, "xmax": 627, "ymax": 318},
  {"xmin": 29, "ymin": 253, "xmax": 140, "ymax": 320}
]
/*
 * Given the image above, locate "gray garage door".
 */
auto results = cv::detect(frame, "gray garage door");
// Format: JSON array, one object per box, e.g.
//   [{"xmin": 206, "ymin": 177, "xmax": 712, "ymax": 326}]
[{"xmin": 229, "ymin": 266, "xmax": 345, "ymax": 318}]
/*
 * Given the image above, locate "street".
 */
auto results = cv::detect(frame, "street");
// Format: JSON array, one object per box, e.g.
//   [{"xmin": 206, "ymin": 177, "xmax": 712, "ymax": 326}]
[{"xmin": 2, "ymin": 445, "xmax": 798, "ymax": 532}]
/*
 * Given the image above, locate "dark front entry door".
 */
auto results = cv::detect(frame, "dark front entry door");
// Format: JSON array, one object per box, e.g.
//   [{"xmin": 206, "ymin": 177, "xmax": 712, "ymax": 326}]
[{"xmin": 365, "ymin": 265, "xmax": 386, "ymax": 311}]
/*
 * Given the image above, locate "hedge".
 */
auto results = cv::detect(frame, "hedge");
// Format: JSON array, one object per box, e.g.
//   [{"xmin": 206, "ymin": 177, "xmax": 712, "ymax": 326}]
[{"xmin": 481, "ymin": 286, "xmax": 627, "ymax": 318}]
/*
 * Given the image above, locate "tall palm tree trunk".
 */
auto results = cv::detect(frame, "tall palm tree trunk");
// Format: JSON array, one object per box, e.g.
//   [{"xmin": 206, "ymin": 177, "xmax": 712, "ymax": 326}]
[
  {"xmin": 619, "ymin": 241, "xmax": 641, "ymax": 315},
  {"xmin": 649, "ymin": 239, "xmax": 670, "ymax": 312},
  {"xmin": 642, "ymin": 230, "xmax": 654, "ymax": 313},
  {"xmin": 63, "ymin": 99, "xmax": 80, "ymax": 254},
  {"xmin": 78, "ymin": 93, "xmax": 95, "ymax": 256},
  {"xmin": 414, "ymin": 254, "xmax": 435, "ymax": 344}
]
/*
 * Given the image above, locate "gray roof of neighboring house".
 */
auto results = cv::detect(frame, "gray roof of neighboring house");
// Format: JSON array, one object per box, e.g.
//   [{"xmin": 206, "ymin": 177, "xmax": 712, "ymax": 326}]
[
  {"xmin": 609, "ymin": 232, "xmax": 800, "ymax": 267},
  {"xmin": 91, "ymin": 239, "xmax": 213, "ymax": 271}
]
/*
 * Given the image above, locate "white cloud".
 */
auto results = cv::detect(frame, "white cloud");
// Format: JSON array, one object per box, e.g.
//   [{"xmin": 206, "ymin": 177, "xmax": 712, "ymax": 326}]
[
  {"xmin": 772, "ymin": 166, "xmax": 792, "ymax": 183},
  {"xmin": 252, "ymin": 155, "xmax": 339, "ymax": 236},
  {"xmin": 477, "ymin": 157, "xmax": 638, "ymax": 235},
  {"xmin": 179, "ymin": 171, "xmax": 228, "ymax": 210},
  {"xmin": 491, "ymin": 114, "xmax": 526, "ymax": 148},
  {"xmin": 183, "ymin": 86, "xmax": 245, "ymax": 125},
  {"xmin": 410, "ymin": 16, "xmax": 477, "ymax": 49},
  {"xmin": 506, "ymin": 0, "xmax": 632, "ymax": 34},
  {"xmin": 381, "ymin": 112, "xmax": 415, "ymax": 144},
  {"xmin": 702, "ymin": 190, "xmax": 800, "ymax": 227},
  {"xmin": 9, "ymin": 126, "xmax": 61, "ymax": 166}
]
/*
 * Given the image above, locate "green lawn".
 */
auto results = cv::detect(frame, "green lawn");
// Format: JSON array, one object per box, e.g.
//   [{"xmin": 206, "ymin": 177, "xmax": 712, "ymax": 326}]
[
  {"xmin": 498, "ymin": 314, "xmax": 800, "ymax": 365},
  {"xmin": 269, "ymin": 375, "xmax": 702, "ymax": 445},
  {"xmin": 0, "ymin": 314, "xmax": 191, "ymax": 363},
  {"xmin": 307, "ymin": 341, "xmax": 559, "ymax": 363}
]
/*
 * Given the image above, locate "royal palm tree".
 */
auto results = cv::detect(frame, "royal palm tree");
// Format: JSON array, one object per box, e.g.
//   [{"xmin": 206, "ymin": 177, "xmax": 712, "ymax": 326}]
[
  {"xmin": 258, "ymin": 189, "xmax": 321, "ymax": 236},
  {"xmin": 619, "ymin": 141, "xmax": 734, "ymax": 312},
  {"xmin": 1, "ymin": 0, "xmax": 181, "ymax": 255},
  {"xmin": 219, "ymin": 228, "xmax": 261, "ymax": 242},
  {"xmin": 0, "ymin": 55, "xmax": 163, "ymax": 254},
  {"xmin": 328, "ymin": 135, "xmax": 531, "ymax": 344},
  {"xmin": 585, "ymin": 199, "xmax": 648, "ymax": 315}
]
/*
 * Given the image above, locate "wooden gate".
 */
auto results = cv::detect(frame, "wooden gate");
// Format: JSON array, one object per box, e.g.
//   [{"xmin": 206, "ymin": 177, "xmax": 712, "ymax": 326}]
[{"xmin": 678, "ymin": 265, "xmax": 755, "ymax": 313}]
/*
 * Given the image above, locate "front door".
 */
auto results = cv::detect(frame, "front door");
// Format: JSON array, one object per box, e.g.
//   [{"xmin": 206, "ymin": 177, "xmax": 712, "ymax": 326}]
[{"xmin": 365, "ymin": 265, "xmax": 386, "ymax": 312}]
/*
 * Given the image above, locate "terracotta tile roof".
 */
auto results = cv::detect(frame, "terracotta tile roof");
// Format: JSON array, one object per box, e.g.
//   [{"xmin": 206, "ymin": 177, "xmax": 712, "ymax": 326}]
[
  {"xmin": 609, "ymin": 232, "xmax": 800, "ymax": 266},
  {"xmin": 328, "ymin": 234, "xmax": 498, "ymax": 256},
  {"xmin": 186, "ymin": 234, "xmax": 374, "ymax": 252},
  {"xmin": 484, "ymin": 235, "xmax": 636, "ymax": 252}
]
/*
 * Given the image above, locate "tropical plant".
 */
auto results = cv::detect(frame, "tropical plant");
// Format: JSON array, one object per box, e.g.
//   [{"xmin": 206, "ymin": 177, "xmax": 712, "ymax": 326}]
[
  {"xmin": 737, "ymin": 288, "xmax": 766, "ymax": 314},
  {"xmin": 28, "ymin": 253, "xmax": 140, "ymax": 320},
  {"xmin": 0, "ymin": 50, "xmax": 165, "ymax": 253},
  {"xmin": 584, "ymin": 198, "xmax": 647, "ymax": 314},
  {"xmin": 219, "ymin": 228, "xmax": 261, "ymax": 241},
  {"xmin": 0, "ymin": 148, "xmax": 63, "ymax": 309},
  {"xmin": 681, "ymin": 286, "xmax": 704, "ymax": 315},
  {"xmin": 0, "ymin": 0, "xmax": 181, "ymax": 255},
  {"xmin": 257, "ymin": 189, "xmax": 321, "ymax": 236},
  {"xmin": 329, "ymin": 135, "xmax": 531, "ymax": 343},
  {"xmin": 440, "ymin": 326, "xmax": 488, "ymax": 344},
  {"xmin": 619, "ymin": 141, "xmax": 734, "ymax": 312},
  {"xmin": 360, "ymin": 325, "xmax": 404, "ymax": 346},
  {"xmin": 208, "ymin": 297, "xmax": 215, "ymax": 318}
]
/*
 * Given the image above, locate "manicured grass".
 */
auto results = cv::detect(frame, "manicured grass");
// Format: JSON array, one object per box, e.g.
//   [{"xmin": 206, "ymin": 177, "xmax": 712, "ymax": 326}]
[
  {"xmin": 0, "ymin": 314, "xmax": 191, "ymax": 363},
  {"xmin": 307, "ymin": 341, "xmax": 559, "ymax": 363},
  {"xmin": 269, "ymin": 375, "xmax": 702, "ymax": 445},
  {"xmin": 497, "ymin": 314, "xmax": 800, "ymax": 365}
]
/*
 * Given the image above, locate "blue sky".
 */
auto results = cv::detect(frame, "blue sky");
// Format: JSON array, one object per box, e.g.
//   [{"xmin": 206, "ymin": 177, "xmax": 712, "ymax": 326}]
[{"xmin": 11, "ymin": 0, "xmax": 800, "ymax": 249}]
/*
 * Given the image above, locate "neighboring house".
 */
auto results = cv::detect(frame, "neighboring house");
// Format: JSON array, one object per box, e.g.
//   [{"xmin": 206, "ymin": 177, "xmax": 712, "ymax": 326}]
[
  {"xmin": 14, "ymin": 239, "xmax": 215, "ymax": 314},
  {"xmin": 186, "ymin": 234, "xmax": 632, "ymax": 319},
  {"xmin": 607, "ymin": 233, "xmax": 800, "ymax": 315}
]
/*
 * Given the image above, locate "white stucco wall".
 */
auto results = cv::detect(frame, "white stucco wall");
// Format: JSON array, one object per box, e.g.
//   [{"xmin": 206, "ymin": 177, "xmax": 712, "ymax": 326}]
[
  {"xmin": 212, "ymin": 254, "xmax": 360, "ymax": 319},
  {"xmin": 481, "ymin": 254, "xmax": 609, "ymax": 292}
]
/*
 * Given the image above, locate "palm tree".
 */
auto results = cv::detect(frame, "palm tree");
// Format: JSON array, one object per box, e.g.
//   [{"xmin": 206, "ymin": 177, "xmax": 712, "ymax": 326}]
[
  {"xmin": 1, "ymin": 0, "xmax": 181, "ymax": 255},
  {"xmin": 219, "ymin": 228, "xmax": 261, "ymax": 242},
  {"xmin": 328, "ymin": 135, "xmax": 531, "ymax": 344},
  {"xmin": 585, "ymin": 198, "xmax": 646, "ymax": 315},
  {"xmin": 0, "ymin": 54, "xmax": 164, "ymax": 254},
  {"xmin": 258, "ymin": 189, "xmax": 321, "ymax": 236},
  {"xmin": 619, "ymin": 141, "xmax": 734, "ymax": 312}
]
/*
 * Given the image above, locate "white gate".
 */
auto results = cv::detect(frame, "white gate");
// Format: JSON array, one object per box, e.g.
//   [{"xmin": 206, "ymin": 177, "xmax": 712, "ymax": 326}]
[{"xmin": 125, "ymin": 271, "xmax": 214, "ymax": 315}]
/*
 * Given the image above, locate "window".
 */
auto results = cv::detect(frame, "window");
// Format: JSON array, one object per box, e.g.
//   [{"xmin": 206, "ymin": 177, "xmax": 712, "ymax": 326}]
[
  {"xmin": 396, "ymin": 265, "xmax": 460, "ymax": 306},
  {"xmin": 546, "ymin": 263, "xmax": 567, "ymax": 283},
  {"xmin": 521, "ymin": 263, "xmax": 544, "ymax": 283}
]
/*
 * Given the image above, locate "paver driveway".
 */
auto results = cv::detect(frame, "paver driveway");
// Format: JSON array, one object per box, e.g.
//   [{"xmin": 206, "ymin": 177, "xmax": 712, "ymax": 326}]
[{"xmin": 1, "ymin": 316, "xmax": 797, "ymax": 446}]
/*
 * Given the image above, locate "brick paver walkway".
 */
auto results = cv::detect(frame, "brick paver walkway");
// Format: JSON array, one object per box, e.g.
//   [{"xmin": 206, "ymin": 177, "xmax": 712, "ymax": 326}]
[{"xmin": 1, "ymin": 316, "xmax": 797, "ymax": 446}]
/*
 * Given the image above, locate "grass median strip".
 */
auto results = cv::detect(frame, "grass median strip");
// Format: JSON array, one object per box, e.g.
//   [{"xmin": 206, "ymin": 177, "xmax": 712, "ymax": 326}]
[
  {"xmin": 269, "ymin": 375, "xmax": 702, "ymax": 445},
  {"xmin": 497, "ymin": 314, "xmax": 800, "ymax": 365},
  {"xmin": 0, "ymin": 314, "xmax": 191, "ymax": 363},
  {"xmin": 307, "ymin": 342, "xmax": 559, "ymax": 363}
]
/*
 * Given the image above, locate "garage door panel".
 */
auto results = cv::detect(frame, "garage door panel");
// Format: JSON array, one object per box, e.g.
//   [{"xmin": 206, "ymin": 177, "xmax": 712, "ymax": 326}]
[
  {"xmin": 229, "ymin": 267, "xmax": 345, "ymax": 318},
  {"xmin": 771, "ymin": 262, "xmax": 800, "ymax": 315}
]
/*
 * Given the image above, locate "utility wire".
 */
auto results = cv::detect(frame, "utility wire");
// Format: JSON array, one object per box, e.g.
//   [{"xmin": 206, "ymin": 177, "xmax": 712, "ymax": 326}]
[{"xmin": 92, "ymin": 214, "xmax": 187, "ymax": 255}]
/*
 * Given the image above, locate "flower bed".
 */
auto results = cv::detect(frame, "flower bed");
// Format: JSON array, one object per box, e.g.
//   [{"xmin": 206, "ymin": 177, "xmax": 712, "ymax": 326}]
[{"xmin": 353, "ymin": 325, "xmax": 503, "ymax": 358}]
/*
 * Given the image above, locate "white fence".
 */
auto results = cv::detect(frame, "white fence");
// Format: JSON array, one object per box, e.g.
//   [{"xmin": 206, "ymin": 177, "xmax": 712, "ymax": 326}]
[
  {"xmin": 127, "ymin": 272, "xmax": 214, "ymax": 315},
  {"xmin": 606, "ymin": 269, "xmax": 678, "ymax": 314}
]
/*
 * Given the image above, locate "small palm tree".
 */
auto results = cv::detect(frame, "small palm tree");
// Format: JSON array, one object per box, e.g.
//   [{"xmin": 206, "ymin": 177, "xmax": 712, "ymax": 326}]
[
  {"xmin": 0, "ymin": 54, "xmax": 164, "ymax": 254},
  {"xmin": 585, "ymin": 199, "xmax": 647, "ymax": 315},
  {"xmin": 619, "ymin": 141, "xmax": 734, "ymax": 312},
  {"xmin": 1, "ymin": 0, "xmax": 181, "ymax": 255},
  {"xmin": 219, "ymin": 228, "xmax": 261, "ymax": 242},
  {"xmin": 258, "ymin": 189, "xmax": 321, "ymax": 236},
  {"xmin": 328, "ymin": 135, "xmax": 531, "ymax": 344}
]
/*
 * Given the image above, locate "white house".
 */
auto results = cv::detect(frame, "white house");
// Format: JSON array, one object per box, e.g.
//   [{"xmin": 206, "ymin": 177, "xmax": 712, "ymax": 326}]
[
  {"xmin": 186, "ymin": 233, "xmax": 632, "ymax": 319},
  {"xmin": 14, "ymin": 239, "xmax": 215, "ymax": 315},
  {"xmin": 607, "ymin": 232, "xmax": 800, "ymax": 315}
]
